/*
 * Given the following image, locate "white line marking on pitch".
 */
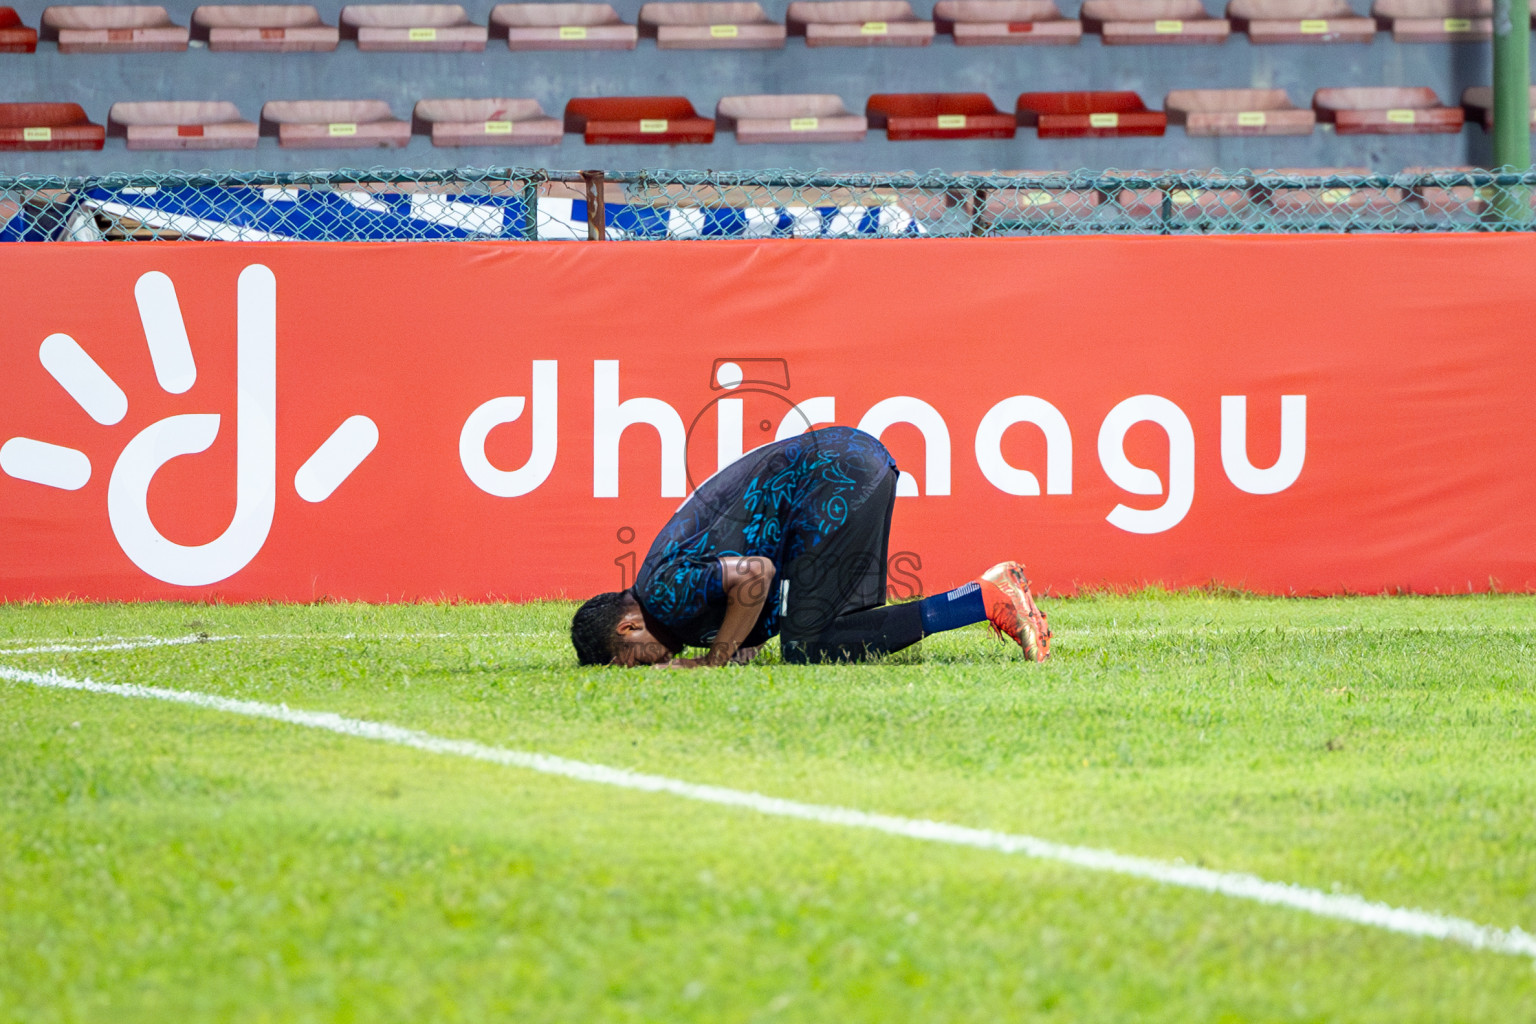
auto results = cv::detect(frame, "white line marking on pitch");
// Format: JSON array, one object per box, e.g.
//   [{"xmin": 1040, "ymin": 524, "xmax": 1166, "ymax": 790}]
[
  {"xmin": 4, "ymin": 664, "xmax": 1534, "ymax": 962},
  {"xmin": 0, "ymin": 623, "xmax": 1515, "ymax": 658},
  {"xmin": 0, "ymin": 635, "xmax": 220, "ymax": 655},
  {"xmin": 0, "ymin": 631, "xmax": 559, "ymax": 655}
]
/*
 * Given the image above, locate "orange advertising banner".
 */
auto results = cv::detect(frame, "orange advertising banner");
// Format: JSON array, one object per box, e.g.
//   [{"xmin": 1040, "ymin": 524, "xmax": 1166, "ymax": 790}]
[{"xmin": 1, "ymin": 235, "xmax": 1534, "ymax": 602}]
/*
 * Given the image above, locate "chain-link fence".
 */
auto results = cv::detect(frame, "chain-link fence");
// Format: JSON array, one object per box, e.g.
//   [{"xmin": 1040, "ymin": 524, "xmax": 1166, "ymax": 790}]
[{"xmin": 3, "ymin": 166, "xmax": 1535, "ymax": 241}]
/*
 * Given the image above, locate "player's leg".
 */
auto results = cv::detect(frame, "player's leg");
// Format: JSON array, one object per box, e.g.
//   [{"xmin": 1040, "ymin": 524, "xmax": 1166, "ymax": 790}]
[
  {"xmin": 777, "ymin": 472, "xmax": 1050, "ymax": 662},
  {"xmin": 778, "ymin": 469, "xmax": 912, "ymax": 663}
]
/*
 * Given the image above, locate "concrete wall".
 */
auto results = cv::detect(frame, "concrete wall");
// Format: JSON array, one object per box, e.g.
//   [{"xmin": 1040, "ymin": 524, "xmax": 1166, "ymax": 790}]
[{"xmin": 0, "ymin": 1, "xmax": 1508, "ymax": 176}]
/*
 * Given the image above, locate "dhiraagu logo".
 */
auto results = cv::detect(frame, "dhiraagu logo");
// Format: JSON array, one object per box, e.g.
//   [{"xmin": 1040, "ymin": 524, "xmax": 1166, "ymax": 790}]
[{"xmin": 0, "ymin": 264, "xmax": 378, "ymax": 586}]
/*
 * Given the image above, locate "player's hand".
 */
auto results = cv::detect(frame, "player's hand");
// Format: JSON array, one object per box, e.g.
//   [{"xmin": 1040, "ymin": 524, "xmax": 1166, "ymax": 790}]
[{"xmin": 664, "ymin": 645, "xmax": 756, "ymax": 668}]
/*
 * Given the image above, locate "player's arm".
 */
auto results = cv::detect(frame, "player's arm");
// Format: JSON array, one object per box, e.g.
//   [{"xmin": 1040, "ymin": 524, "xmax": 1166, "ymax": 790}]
[{"xmin": 671, "ymin": 556, "xmax": 775, "ymax": 668}]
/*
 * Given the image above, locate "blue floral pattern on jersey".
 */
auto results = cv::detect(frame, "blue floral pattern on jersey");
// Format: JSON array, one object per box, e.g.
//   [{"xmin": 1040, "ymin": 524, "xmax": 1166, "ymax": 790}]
[{"xmin": 634, "ymin": 426, "xmax": 894, "ymax": 648}]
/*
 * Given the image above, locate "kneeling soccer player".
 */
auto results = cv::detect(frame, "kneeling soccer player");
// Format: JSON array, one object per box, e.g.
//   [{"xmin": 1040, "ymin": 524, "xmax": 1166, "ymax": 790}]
[{"xmin": 570, "ymin": 425, "xmax": 1051, "ymax": 668}]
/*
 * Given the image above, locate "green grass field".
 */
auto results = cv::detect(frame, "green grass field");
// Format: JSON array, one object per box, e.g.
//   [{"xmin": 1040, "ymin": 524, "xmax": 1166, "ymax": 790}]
[{"xmin": 2, "ymin": 594, "xmax": 1534, "ymax": 1023}]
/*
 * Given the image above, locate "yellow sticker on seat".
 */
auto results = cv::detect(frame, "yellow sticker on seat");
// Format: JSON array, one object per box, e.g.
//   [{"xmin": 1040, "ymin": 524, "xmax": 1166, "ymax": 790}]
[
  {"xmin": 1237, "ymin": 111, "xmax": 1267, "ymax": 127},
  {"xmin": 558, "ymin": 24, "xmax": 588, "ymax": 38},
  {"xmin": 936, "ymin": 114, "xmax": 967, "ymax": 129},
  {"xmin": 1443, "ymin": 16, "xmax": 1472, "ymax": 30},
  {"xmin": 328, "ymin": 123, "xmax": 358, "ymax": 136},
  {"xmin": 484, "ymin": 120, "xmax": 514, "ymax": 134},
  {"xmin": 1386, "ymin": 108, "xmax": 1417, "ymax": 124},
  {"xmin": 789, "ymin": 117, "xmax": 819, "ymax": 130},
  {"xmin": 1088, "ymin": 112, "xmax": 1120, "ymax": 128},
  {"xmin": 408, "ymin": 27, "xmax": 437, "ymax": 40},
  {"xmin": 1154, "ymin": 19, "xmax": 1184, "ymax": 32},
  {"xmin": 1019, "ymin": 190, "xmax": 1054, "ymax": 206},
  {"xmin": 1299, "ymin": 18, "xmax": 1329, "ymax": 32},
  {"xmin": 1170, "ymin": 189, "xmax": 1200, "ymax": 205},
  {"xmin": 639, "ymin": 119, "xmax": 669, "ymax": 133},
  {"xmin": 1319, "ymin": 188, "xmax": 1352, "ymax": 204},
  {"xmin": 22, "ymin": 127, "xmax": 52, "ymax": 142},
  {"xmin": 860, "ymin": 20, "xmax": 888, "ymax": 33},
  {"xmin": 709, "ymin": 23, "xmax": 738, "ymax": 36}
]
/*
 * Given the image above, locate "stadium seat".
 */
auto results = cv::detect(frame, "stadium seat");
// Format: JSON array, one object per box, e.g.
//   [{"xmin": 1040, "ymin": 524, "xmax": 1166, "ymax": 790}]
[
  {"xmin": 1165, "ymin": 89, "xmax": 1315, "ymax": 135},
  {"xmin": 42, "ymin": 5, "xmax": 189, "ymax": 52},
  {"xmin": 0, "ymin": 7, "xmax": 38, "ymax": 51},
  {"xmin": 1403, "ymin": 165, "xmax": 1493, "ymax": 216},
  {"xmin": 1312, "ymin": 86, "xmax": 1464, "ymax": 133},
  {"xmin": 983, "ymin": 174, "xmax": 1101, "ymax": 225},
  {"xmin": 866, "ymin": 93, "xmax": 1016, "ymax": 139},
  {"xmin": 1112, "ymin": 170, "xmax": 1252, "ymax": 219},
  {"xmin": 260, "ymin": 99, "xmax": 411, "ymax": 148},
  {"xmin": 564, "ymin": 97, "xmax": 715, "ymax": 143},
  {"xmin": 1261, "ymin": 166, "xmax": 1403, "ymax": 215},
  {"xmin": 1080, "ymin": 0, "xmax": 1231, "ymax": 43},
  {"xmin": 932, "ymin": 0, "xmax": 1082, "ymax": 44},
  {"xmin": 491, "ymin": 3, "xmax": 637, "ymax": 49},
  {"xmin": 108, "ymin": 100, "xmax": 259, "ymax": 149},
  {"xmin": 0, "ymin": 102, "xmax": 104, "ymax": 150},
  {"xmin": 1460, "ymin": 85, "xmax": 1536, "ymax": 129},
  {"xmin": 715, "ymin": 94, "xmax": 866, "ymax": 142},
  {"xmin": 785, "ymin": 1, "xmax": 936, "ymax": 46},
  {"xmin": 902, "ymin": 171, "xmax": 1102, "ymax": 229},
  {"xmin": 1016, "ymin": 91, "xmax": 1166, "ymax": 136},
  {"xmin": 1225, "ymin": 0, "xmax": 1374, "ymax": 41},
  {"xmin": 1369, "ymin": 0, "xmax": 1489, "ymax": 40},
  {"xmin": 639, "ymin": 2, "xmax": 785, "ymax": 47},
  {"xmin": 413, "ymin": 97, "xmax": 561, "ymax": 145},
  {"xmin": 340, "ymin": 4, "xmax": 486, "ymax": 49},
  {"xmin": 192, "ymin": 5, "xmax": 339, "ymax": 51}
]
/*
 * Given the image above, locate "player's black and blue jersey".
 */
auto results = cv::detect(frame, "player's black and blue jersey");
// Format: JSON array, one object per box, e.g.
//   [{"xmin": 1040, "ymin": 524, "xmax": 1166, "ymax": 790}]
[{"xmin": 633, "ymin": 426, "xmax": 898, "ymax": 650}]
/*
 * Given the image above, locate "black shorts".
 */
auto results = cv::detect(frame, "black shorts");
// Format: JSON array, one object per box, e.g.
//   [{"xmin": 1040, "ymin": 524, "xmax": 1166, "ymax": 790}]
[{"xmin": 777, "ymin": 464, "xmax": 898, "ymax": 655}]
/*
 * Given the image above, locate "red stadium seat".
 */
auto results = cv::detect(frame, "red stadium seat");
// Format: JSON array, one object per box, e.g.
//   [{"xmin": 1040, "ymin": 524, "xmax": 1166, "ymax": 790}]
[
  {"xmin": 1225, "ymin": 0, "xmax": 1375, "ymax": 41},
  {"xmin": 716, "ymin": 94, "xmax": 866, "ymax": 142},
  {"xmin": 1369, "ymin": 0, "xmax": 1489, "ymax": 40},
  {"xmin": 340, "ymin": 4, "xmax": 486, "ymax": 49},
  {"xmin": 108, "ymin": 100, "xmax": 259, "ymax": 149},
  {"xmin": 192, "ymin": 5, "xmax": 339, "ymax": 51},
  {"xmin": 1081, "ymin": 0, "xmax": 1231, "ymax": 43},
  {"xmin": 565, "ymin": 96, "xmax": 715, "ymax": 144},
  {"xmin": 261, "ymin": 99, "xmax": 411, "ymax": 148},
  {"xmin": 866, "ymin": 93, "xmax": 1016, "ymax": 139},
  {"xmin": 1165, "ymin": 88, "xmax": 1316, "ymax": 135},
  {"xmin": 0, "ymin": 7, "xmax": 38, "ymax": 52},
  {"xmin": 1016, "ymin": 91, "xmax": 1166, "ymax": 137},
  {"xmin": 1404, "ymin": 165, "xmax": 1492, "ymax": 216},
  {"xmin": 1113, "ymin": 170, "xmax": 1253, "ymax": 218},
  {"xmin": 1262, "ymin": 166, "xmax": 1404, "ymax": 215},
  {"xmin": 1460, "ymin": 86, "xmax": 1536, "ymax": 130},
  {"xmin": 42, "ymin": 5, "xmax": 189, "ymax": 52},
  {"xmin": 932, "ymin": 0, "xmax": 1082, "ymax": 44},
  {"xmin": 0, "ymin": 102, "xmax": 104, "ymax": 150},
  {"xmin": 1312, "ymin": 86, "xmax": 1464, "ymax": 133},
  {"xmin": 413, "ymin": 97, "xmax": 561, "ymax": 145},
  {"xmin": 639, "ymin": 2, "xmax": 785, "ymax": 47},
  {"xmin": 786, "ymin": 1, "xmax": 936, "ymax": 46},
  {"xmin": 982, "ymin": 172, "xmax": 1102, "ymax": 224},
  {"xmin": 491, "ymin": 3, "xmax": 637, "ymax": 49}
]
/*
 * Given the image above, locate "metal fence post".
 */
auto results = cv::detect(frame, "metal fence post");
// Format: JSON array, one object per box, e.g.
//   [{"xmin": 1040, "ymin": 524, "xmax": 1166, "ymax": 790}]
[
  {"xmin": 581, "ymin": 170, "xmax": 607, "ymax": 240},
  {"xmin": 1493, "ymin": 0, "xmax": 1532, "ymax": 223}
]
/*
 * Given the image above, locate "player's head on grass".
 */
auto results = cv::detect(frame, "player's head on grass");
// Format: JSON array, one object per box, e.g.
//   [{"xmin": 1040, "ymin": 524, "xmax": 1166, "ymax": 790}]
[{"xmin": 570, "ymin": 590, "xmax": 676, "ymax": 667}]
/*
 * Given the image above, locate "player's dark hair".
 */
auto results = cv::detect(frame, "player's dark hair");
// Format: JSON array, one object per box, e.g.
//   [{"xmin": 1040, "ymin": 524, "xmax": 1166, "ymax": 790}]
[{"xmin": 571, "ymin": 590, "xmax": 631, "ymax": 666}]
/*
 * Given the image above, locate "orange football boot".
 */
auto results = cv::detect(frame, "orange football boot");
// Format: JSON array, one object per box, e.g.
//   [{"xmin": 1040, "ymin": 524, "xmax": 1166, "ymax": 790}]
[{"xmin": 978, "ymin": 561, "xmax": 1051, "ymax": 662}]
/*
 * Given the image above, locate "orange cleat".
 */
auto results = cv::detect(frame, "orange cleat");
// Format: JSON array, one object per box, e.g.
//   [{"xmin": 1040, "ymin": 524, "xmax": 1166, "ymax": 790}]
[{"xmin": 978, "ymin": 561, "xmax": 1051, "ymax": 662}]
